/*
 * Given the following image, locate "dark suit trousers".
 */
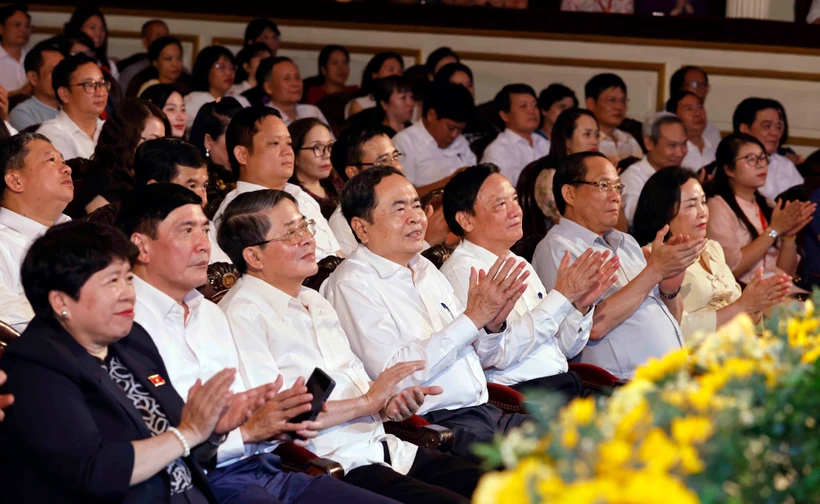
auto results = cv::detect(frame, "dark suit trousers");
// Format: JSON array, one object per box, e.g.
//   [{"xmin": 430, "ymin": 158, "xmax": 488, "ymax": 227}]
[
  {"xmin": 510, "ymin": 370, "xmax": 584, "ymax": 401},
  {"xmin": 422, "ymin": 403, "xmax": 530, "ymax": 460},
  {"xmin": 207, "ymin": 453, "xmax": 398, "ymax": 504},
  {"xmin": 344, "ymin": 446, "xmax": 483, "ymax": 504}
]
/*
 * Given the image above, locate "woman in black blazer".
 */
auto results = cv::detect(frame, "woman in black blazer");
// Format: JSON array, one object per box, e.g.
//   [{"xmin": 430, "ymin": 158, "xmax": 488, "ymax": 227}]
[{"xmin": 0, "ymin": 221, "xmax": 252, "ymax": 503}]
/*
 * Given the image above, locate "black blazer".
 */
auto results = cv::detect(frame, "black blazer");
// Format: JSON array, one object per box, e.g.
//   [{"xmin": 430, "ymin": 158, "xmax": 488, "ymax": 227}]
[{"xmin": 0, "ymin": 317, "xmax": 219, "ymax": 504}]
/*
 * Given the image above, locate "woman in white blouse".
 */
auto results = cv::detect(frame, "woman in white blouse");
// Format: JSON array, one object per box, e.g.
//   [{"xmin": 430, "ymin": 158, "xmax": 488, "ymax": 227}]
[
  {"xmin": 184, "ymin": 46, "xmax": 251, "ymax": 130},
  {"xmin": 632, "ymin": 166, "xmax": 791, "ymax": 342}
]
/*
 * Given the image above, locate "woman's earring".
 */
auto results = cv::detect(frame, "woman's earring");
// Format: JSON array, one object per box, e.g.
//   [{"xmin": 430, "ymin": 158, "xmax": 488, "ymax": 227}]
[
  {"xmin": 205, "ymin": 149, "xmax": 210, "ymax": 158},
  {"xmin": 60, "ymin": 311, "xmax": 68, "ymax": 319}
]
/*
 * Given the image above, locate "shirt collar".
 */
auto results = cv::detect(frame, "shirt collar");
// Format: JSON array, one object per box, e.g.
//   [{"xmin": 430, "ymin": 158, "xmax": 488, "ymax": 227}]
[
  {"xmin": 501, "ymin": 128, "xmax": 540, "ymax": 147},
  {"xmin": 634, "ymin": 156, "xmax": 656, "ymax": 176},
  {"xmin": 31, "ymin": 96, "xmax": 59, "ymax": 111},
  {"xmin": 0, "ymin": 45, "xmax": 24, "ymax": 61},
  {"xmin": 558, "ymin": 216, "xmax": 625, "ymax": 250},
  {"xmin": 0, "ymin": 208, "xmax": 70, "ymax": 241},
  {"xmin": 459, "ymin": 239, "xmax": 509, "ymax": 266},
  {"xmin": 238, "ymin": 274, "xmax": 294, "ymax": 320},
  {"xmin": 133, "ymin": 275, "xmax": 204, "ymax": 321},
  {"xmin": 56, "ymin": 110, "xmax": 102, "ymax": 140},
  {"xmin": 235, "ymin": 180, "xmax": 268, "ymax": 194},
  {"xmin": 414, "ymin": 121, "xmax": 438, "ymax": 149},
  {"xmin": 353, "ymin": 244, "xmax": 422, "ymax": 280}
]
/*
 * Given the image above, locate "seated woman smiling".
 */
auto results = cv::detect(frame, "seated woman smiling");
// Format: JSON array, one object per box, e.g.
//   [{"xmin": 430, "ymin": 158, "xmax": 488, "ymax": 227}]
[
  {"xmin": 0, "ymin": 221, "xmax": 257, "ymax": 503},
  {"xmin": 632, "ymin": 166, "xmax": 791, "ymax": 342}
]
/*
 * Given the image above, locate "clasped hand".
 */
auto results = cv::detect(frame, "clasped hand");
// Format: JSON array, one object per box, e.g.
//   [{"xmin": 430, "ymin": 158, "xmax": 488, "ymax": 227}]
[
  {"xmin": 464, "ymin": 256, "xmax": 530, "ymax": 333},
  {"xmin": 553, "ymin": 249, "xmax": 620, "ymax": 312}
]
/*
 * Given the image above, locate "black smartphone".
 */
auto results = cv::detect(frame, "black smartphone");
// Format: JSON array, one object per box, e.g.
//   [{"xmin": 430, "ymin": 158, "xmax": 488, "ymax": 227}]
[{"xmin": 289, "ymin": 367, "xmax": 336, "ymax": 425}]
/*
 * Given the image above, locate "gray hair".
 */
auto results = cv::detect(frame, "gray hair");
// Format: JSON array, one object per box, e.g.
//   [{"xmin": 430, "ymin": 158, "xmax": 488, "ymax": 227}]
[{"xmin": 642, "ymin": 111, "xmax": 685, "ymax": 144}]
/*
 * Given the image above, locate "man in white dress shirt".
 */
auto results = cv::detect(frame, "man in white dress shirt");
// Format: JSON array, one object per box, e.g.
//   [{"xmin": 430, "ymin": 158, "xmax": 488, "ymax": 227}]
[
  {"xmin": 116, "ymin": 183, "xmax": 398, "ymax": 504},
  {"xmin": 585, "ymin": 73, "xmax": 643, "ymax": 164},
  {"xmin": 620, "ymin": 113, "xmax": 688, "ymax": 227},
  {"xmin": 133, "ymin": 138, "xmax": 231, "ymax": 263},
  {"xmin": 669, "ymin": 66, "xmax": 721, "ymax": 149},
  {"xmin": 734, "ymin": 97, "xmax": 804, "ymax": 201},
  {"xmin": 37, "ymin": 53, "xmax": 106, "ymax": 160},
  {"xmin": 258, "ymin": 56, "xmax": 330, "ymax": 128},
  {"xmin": 9, "ymin": 42, "xmax": 63, "ymax": 131},
  {"xmin": 481, "ymin": 84, "xmax": 550, "ymax": 187},
  {"xmin": 392, "ymin": 82, "xmax": 477, "ymax": 194},
  {"xmin": 324, "ymin": 165, "xmax": 532, "ymax": 458},
  {"xmin": 218, "ymin": 189, "xmax": 484, "ymax": 503},
  {"xmin": 0, "ymin": 5, "xmax": 31, "ymax": 95},
  {"xmin": 667, "ymin": 91, "xmax": 715, "ymax": 173},
  {"xmin": 212, "ymin": 106, "xmax": 342, "ymax": 260},
  {"xmin": 0, "ymin": 133, "xmax": 72, "ymax": 332},
  {"xmin": 441, "ymin": 164, "xmax": 618, "ymax": 398}
]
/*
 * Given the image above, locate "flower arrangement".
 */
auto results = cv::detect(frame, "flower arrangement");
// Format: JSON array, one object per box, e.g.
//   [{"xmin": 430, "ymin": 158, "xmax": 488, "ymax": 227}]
[{"xmin": 474, "ymin": 291, "xmax": 820, "ymax": 504}]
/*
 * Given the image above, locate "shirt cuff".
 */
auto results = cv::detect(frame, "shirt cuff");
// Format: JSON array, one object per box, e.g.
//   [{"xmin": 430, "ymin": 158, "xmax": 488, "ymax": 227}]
[
  {"xmin": 533, "ymin": 289, "xmax": 575, "ymax": 323},
  {"xmin": 215, "ymin": 427, "xmax": 247, "ymax": 468},
  {"xmin": 449, "ymin": 313, "xmax": 482, "ymax": 348}
]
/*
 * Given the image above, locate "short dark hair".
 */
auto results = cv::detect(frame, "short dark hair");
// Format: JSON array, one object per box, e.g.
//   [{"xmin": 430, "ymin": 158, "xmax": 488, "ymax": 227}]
[
  {"xmin": 51, "ymin": 53, "xmax": 99, "ymax": 104},
  {"xmin": 665, "ymin": 90, "xmax": 701, "ymax": 115},
  {"xmin": 331, "ymin": 124, "xmax": 394, "ymax": 181},
  {"xmin": 23, "ymin": 41, "xmax": 63, "ymax": 75},
  {"xmin": 0, "ymin": 4, "xmax": 28, "ymax": 26},
  {"xmin": 425, "ymin": 47, "xmax": 459, "ymax": 76},
  {"xmin": 22, "ymin": 221, "xmax": 138, "ymax": 322},
  {"xmin": 423, "ymin": 81, "xmax": 474, "ymax": 123},
  {"xmin": 0, "ymin": 132, "xmax": 51, "ymax": 198},
  {"xmin": 134, "ymin": 138, "xmax": 206, "ymax": 187},
  {"xmin": 141, "ymin": 19, "xmax": 167, "ymax": 38},
  {"xmin": 189, "ymin": 97, "xmax": 243, "ymax": 159},
  {"xmin": 537, "ymin": 83, "xmax": 578, "ymax": 111},
  {"xmin": 373, "ymin": 75, "xmax": 412, "ymax": 120},
  {"xmin": 442, "ymin": 163, "xmax": 500, "ymax": 237},
  {"xmin": 433, "ymin": 62, "xmax": 473, "ymax": 88},
  {"xmin": 244, "ymin": 18, "xmax": 280, "ymax": 45},
  {"xmin": 553, "ymin": 151, "xmax": 608, "ymax": 214},
  {"xmin": 584, "ymin": 73, "xmax": 627, "ymax": 101},
  {"xmin": 139, "ymin": 83, "xmax": 179, "ymax": 109},
  {"xmin": 669, "ymin": 66, "xmax": 708, "ymax": 95},
  {"xmin": 631, "ymin": 166, "xmax": 698, "ymax": 246},
  {"xmin": 318, "ymin": 44, "xmax": 349, "ymax": 72},
  {"xmin": 360, "ymin": 52, "xmax": 404, "ymax": 96},
  {"xmin": 732, "ymin": 97, "xmax": 780, "ymax": 133},
  {"xmin": 644, "ymin": 113, "xmax": 684, "ymax": 144},
  {"xmin": 235, "ymin": 43, "xmax": 272, "ymax": 83},
  {"xmin": 115, "ymin": 184, "xmax": 202, "ymax": 240},
  {"xmin": 340, "ymin": 165, "xmax": 405, "ymax": 242},
  {"xmin": 217, "ymin": 189, "xmax": 296, "ymax": 274},
  {"xmin": 255, "ymin": 56, "xmax": 294, "ymax": 89},
  {"xmin": 225, "ymin": 105, "xmax": 283, "ymax": 179},
  {"xmin": 147, "ymin": 36, "xmax": 182, "ymax": 63},
  {"xmin": 494, "ymin": 83, "xmax": 537, "ymax": 114},
  {"xmin": 191, "ymin": 46, "xmax": 236, "ymax": 92}
]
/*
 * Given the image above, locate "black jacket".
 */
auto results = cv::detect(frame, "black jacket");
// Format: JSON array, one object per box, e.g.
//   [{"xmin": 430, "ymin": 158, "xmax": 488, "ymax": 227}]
[{"xmin": 0, "ymin": 317, "xmax": 219, "ymax": 503}]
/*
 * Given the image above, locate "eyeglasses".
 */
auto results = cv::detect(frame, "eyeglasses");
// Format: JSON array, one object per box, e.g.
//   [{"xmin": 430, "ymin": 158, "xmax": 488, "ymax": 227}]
[
  {"xmin": 300, "ymin": 142, "xmax": 334, "ymax": 158},
  {"xmin": 572, "ymin": 179, "xmax": 625, "ymax": 195},
  {"xmin": 601, "ymin": 96, "xmax": 629, "ymax": 107},
  {"xmin": 71, "ymin": 79, "xmax": 111, "ymax": 94},
  {"xmin": 214, "ymin": 62, "xmax": 236, "ymax": 72},
  {"xmin": 734, "ymin": 153, "xmax": 770, "ymax": 166},
  {"xmin": 359, "ymin": 151, "xmax": 406, "ymax": 167},
  {"xmin": 249, "ymin": 220, "xmax": 317, "ymax": 247},
  {"xmin": 685, "ymin": 80, "xmax": 710, "ymax": 89}
]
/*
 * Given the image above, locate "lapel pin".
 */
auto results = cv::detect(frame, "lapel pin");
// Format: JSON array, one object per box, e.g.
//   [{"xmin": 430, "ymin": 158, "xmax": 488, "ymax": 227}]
[{"xmin": 148, "ymin": 374, "xmax": 166, "ymax": 387}]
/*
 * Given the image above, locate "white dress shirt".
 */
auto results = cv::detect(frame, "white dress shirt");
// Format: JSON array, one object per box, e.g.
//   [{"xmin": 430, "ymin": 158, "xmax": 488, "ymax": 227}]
[
  {"xmin": 598, "ymin": 128, "xmax": 643, "ymax": 163},
  {"xmin": 212, "ymin": 181, "xmax": 341, "ymax": 261},
  {"xmin": 184, "ymin": 91, "xmax": 251, "ymax": 129},
  {"xmin": 220, "ymin": 275, "xmax": 418, "ymax": 475},
  {"xmin": 37, "ymin": 111, "xmax": 104, "ymax": 160},
  {"xmin": 271, "ymin": 103, "xmax": 331, "ymax": 128},
  {"xmin": 760, "ymin": 153, "xmax": 804, "ymax": 201},
  {"xmin": 328, "ymin": 204, "xmax": 358, "ymax": 257},
  {"xmin": 681, "ymin": 137, "xmax": 715, "ymax": 173},
  {"xmin": 480, "ymin": 129, "xmax": 550, "ymax": 187},
  {"xmin": 620, "ymin": 157, "xmax": 657, "ymax": 226},
  {"xmin": 392, "ymin": 121, "xmax": 477, "ymax": 187},
  {"xmin": 132, "ymin": 276, "xmax": 263, "ymax": 468},
  {"xmin": 324, "ymin": 245, "xmax": 517, "ymax": 415},
  {"xmin": 440, "ymin": 240, "xmax": 592, "ymax": 385},
  {"xmin": 0, "ymin": 46, "xmax": 27, "ymax": 92},
  {"xmin": 207, "ymin": 219, "xmax": 231, "ymax": 264},
  {"xmin": 0, "ymin": 209, "xmax": 70, "ymax": 332},
  {"xmin": 703, "ymin": 120, "xmax": 721, "ymax": 151}
]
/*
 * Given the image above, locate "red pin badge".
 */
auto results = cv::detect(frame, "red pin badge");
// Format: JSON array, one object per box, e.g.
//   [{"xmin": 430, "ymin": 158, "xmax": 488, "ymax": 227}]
[{"xmin": 148, "ymin": 374, "xmax": 166, "ymax": 387}]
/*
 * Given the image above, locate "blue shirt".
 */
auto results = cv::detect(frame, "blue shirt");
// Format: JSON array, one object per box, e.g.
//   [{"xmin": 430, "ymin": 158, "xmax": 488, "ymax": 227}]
[
  {"xmin": 532, "ymin": 216, "xmax": 683, "ymax": 379},
  {"xmin": 8, "ymin": 96, "xmax": 59, "ymax": 132}
]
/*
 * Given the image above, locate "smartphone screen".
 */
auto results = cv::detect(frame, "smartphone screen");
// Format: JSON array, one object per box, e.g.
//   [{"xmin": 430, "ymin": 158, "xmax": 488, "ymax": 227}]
[{"xmin": 289, "ymin": 368, "xmax": 335, "ymax": 425}]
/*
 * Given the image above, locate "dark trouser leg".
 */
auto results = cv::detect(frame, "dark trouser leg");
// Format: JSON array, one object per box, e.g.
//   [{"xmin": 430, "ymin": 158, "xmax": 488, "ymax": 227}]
[
  {"xmin": 405, "ymin": 447, "xmax": 484, "ymax": 500},
  {"xmin": 345, "ymin": 461, "xmax": 469, "ymax": 504},
  {"xmin": 294, "ymin": 475, "xmax": 402, "ymax": 504},
  {"xmin": 509, "ymin": 370, "xmax": 584, "ymax": 402},
  {"xmin": 422, "ymin": 404, "xmax": 530, "ymax": 460}
]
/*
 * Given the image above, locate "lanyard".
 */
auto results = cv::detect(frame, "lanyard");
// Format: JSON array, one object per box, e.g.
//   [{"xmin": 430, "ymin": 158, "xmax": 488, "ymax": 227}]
[{"xmin": 595, "ymin": 0, "xmax": 614, "ymax": 13}]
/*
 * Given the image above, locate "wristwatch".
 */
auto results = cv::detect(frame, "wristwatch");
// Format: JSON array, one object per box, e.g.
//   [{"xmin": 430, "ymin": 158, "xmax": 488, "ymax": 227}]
[
  {"xmin": 659, "ymin": 286, "xmax": 681, "ymax": 300},
  {"xmin": 766, "ymin": 228, "xmax": 779, "ymax": 240}
]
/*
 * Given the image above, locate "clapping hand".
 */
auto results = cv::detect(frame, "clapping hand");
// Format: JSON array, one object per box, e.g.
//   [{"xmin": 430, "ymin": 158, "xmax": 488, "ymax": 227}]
[
  {"xmin": 381, "ymin": 384, "xmax": 443, "ymax": 423},
  {"xmin": 553, "ymin": 249, "xmax": 620, "ymax": 312},
  {"xmin": 464, "ymin": 256, "xmax": 529, "ymax": 333},
  {"xmin": 740, "ymin": 267, "xmax": 791, "ymax": 316},
  {"xmin": 214, "ymin": 376, "xmax": 282, "ymax": 435},
  {"xmin": 364, "ymin": 361, "xmax": 426, "ymax": 416},
  {"xmin": 178, "ymin": 368, "xmax": 237, "ymax": 447},
  {"xmin": 644, "ymin": 226, "xmax": 705, "ymax": 290},
  {"xmin": 240, "ymin": 376, "xmax": 321, "ymax": 446}
]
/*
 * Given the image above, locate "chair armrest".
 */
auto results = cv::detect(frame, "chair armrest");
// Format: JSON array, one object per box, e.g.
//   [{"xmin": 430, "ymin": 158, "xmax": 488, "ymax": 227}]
[
  {"xmin": 273, "ymin": 442, "xmax": 344, "ymax": 479},
  {"xmin": 568, "ymin": 362, "xmax": 626, "ymax": 392},
  {"xmin": 383, "ymin": 414, "xmax": 454, "ymax": 451},
  {"xmin": 487, "ymin": 383, "xmax": 526, "ymax": 414}
]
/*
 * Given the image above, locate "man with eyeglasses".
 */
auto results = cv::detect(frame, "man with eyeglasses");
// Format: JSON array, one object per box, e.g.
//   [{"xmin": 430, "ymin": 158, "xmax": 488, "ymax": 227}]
[
  {"xmin": 37, "ymin": 53, "xmax": 107, "ymax": 160},
  {"xmin": 212, "ymin": 106, "xmax": 342, "ymax": 260},
  {"xmin": 533, "ymin": 152, "xmax": 704, "ymax": 379},
  {"xmin": 328, "ymin": 124, "xmax": 406, "ymax": 255},
  {"xmin": 584, "ymin": 73, "xmax": 643, "ymax": 164},
  {"xmin": 733, "ymin": 97, "xmax": 804, "ymax": 201},
  {"xmin": 620, "ymin": 112, "xmax": 688, "ymax": 227},
  {"xmin": 669, "ymin": 66, "xmax": 722, "ymax": 151}
]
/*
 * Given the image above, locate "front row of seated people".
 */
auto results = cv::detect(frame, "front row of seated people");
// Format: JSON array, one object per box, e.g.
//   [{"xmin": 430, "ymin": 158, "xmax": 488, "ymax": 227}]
[{"xmin": 0, "ymin": 106, "xmax": 805, "ymax": 500}]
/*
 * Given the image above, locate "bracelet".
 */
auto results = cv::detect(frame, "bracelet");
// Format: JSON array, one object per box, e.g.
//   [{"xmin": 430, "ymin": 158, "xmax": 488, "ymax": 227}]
[
  {"xmin": 658, "ymin": 286, "xmax": 681, "ymax": 300},
  {"xmin": 168, "ymin": 426, "xmax": 191, "ymax": 457},
  {"xmin": 781, "ymin": 235, "xmax": 796, "ymax": 242}
]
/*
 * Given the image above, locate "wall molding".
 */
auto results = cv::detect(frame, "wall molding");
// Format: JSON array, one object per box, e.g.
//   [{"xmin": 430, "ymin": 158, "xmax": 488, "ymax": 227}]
[
  {"xmin": 32, "ymin": 26, "xmax": 201, "ymax": 60},
  {"xmin": 459, "ymin": 51, "xmax": 666, "ymax": 111},
  {"xmin": 213, "ymin": 37, "xmax": 423, "ymax": 65},
  {"xmin": 693, "ymin": 65, "xmax": 820, "ymax": 82}
]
